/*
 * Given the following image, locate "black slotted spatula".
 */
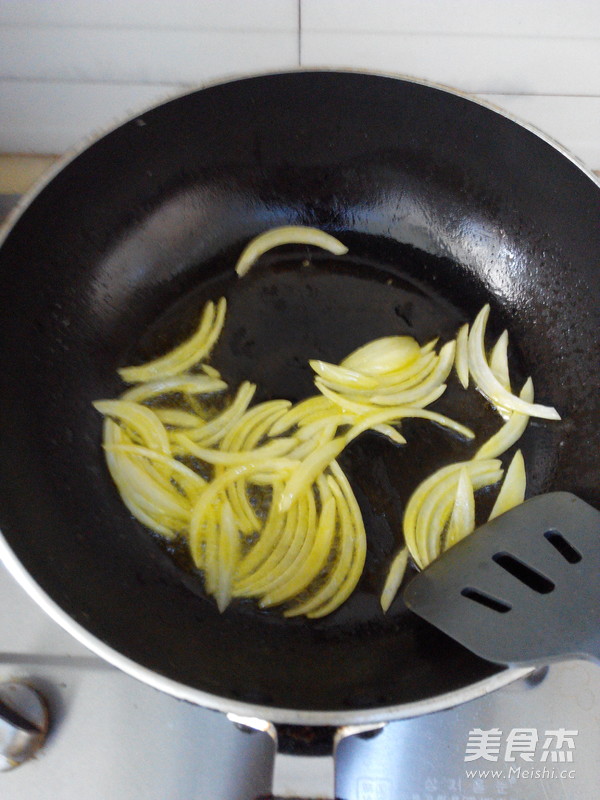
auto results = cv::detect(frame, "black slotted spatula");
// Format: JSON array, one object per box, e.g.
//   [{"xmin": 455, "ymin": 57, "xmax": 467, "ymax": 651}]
[{"xmin": 403, "ymin": 492, "xmax": 600, "ymax": 667}]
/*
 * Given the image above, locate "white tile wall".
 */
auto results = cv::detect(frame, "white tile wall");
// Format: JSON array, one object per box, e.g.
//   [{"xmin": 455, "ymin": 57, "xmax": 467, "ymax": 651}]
[
  {"xmin": 0, "ymin": 0, "xmax": 300, "ymax": 153},
  {"xmin": 0, "ymin": 0, "xmax": 599, "ymax": 169},
  {"xmin": 301, "ymin": 0, "xmax": 600, "ymax": 169}
]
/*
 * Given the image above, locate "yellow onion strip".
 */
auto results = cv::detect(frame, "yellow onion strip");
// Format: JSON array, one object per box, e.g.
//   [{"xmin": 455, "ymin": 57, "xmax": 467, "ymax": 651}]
[
  {"xmin": 315, "ymin": 381, "xmax": 474, "ymax": 440},
  {"xmin": 121, "ymin": 374, "xmax": 227, "ymax": 403},
  {"xmin": 268, "ymin": 396, "xmax": 333, "ymax": 437},
  {"xmin": 403, "ymin": 459, "xmax": 503, "ymax": 569},
  {"xmin": 182, "ymin": 381, "xmax": 256, "ymax": 445},
  {"xmin": 152, "ymin": 408, "xmax": 205, "ymax": 428},
  {"xmin": 201, "ymin": 363, "xmax": 222, "ymax": 379},
  {"xmin": 218, "ymin": 400, "xmax": 292, "ymax": 534},
  {"xmin": 304, "ymin": 460, "xmax": 366, "ymax": 618},
  {"xmin": 490, "ymin": 330, "xmax": 511, "ymax": 390},
  {"xmin": 468, "ymin": 305, "xmax": 560, "ymax": 420},
  {"xmin": 233, "ymin": 484, "xmax": 288, "ymax": 587},
  {"xmin": 370, "ymin": 351, "xmax": 438, "ymax": 394},
  {"xmin": 475, "ymin": 378, "xmax": 534, "ymax": 460},
  {"xmin": 454, "ymin": 323, "xmax": 469, "ymax": 389},
  {"xmin": 370, "ymin": 340, "xmax": 455, "ymax": 406},
  {"xmin": 341, "ymin": 335, "xmax": 421, "ymax": 375},
  {"xmin": 189, "ymin": 459, "xmax": 296, "ymax": 571},
  {"xmin": 279, "ymin": 405, "xmax": 418, "ymax": 514},
  {"xmin": 284, "ymin": 474, "xmax": 356, "ymax": 617},
  {"xmin": 103, "ymin": 443, "xmax": 206, "ymax": 499},
  {"xmin": 214, "ymin": 499, "xmax": 240, "ymax": 612},
  {"xmin": 286, "ymin": 423, "xmax": 339, "ymax": 464},
  {"xmin": 279, "ymin": 437, "xmax": 347, "ymax": 512},
  {"xmin": 103, "ymin": 430, "xmax": 185, "ymax": 525},
  {"xmin": 234, "ymin": 489, "xmax": 310, "ymax": 597},
  {"xmin": 444, "ymin": 467, "xmax": 475, "ymax": 549},
  {"xmin": 309, "ymin": 360, "xmax": 379, "ymax": 391},
  {"xmin": 232, "ymin": 493, "xmax": 290, "ymax": 583},
  {"xmin": 93, "ymin": 400, "xmax": 171, "ymax": 455},
  {"xmin": 380, "ymin": 547, "xmax": 409, "ymax": 613},
  {"xmin": 421, "ymin": 464, "xmax": 503, "ymax": 567},
  {"xmin": 260, "ymin": 478, "xmax": 338, "ymax": 608},
  {"xmin": 235, "ymin": 226, "xmax": 348, "ymax": 277},
  {"xmin": 269, "ymin": 461, "xmax": 367, "ymax": 619},
  {"xmin": 118, "ymin": 297, "xmax": 227, "ymax": 383},
  {"xmin": 489, "ymin": 449, "xmax": 526, "ymax": 520},
  {"xmin": 248, "ymin": 491, "xmax": 320, "ymax": 606},
  {"xmin": 101, "ymin": 420, "xmax": 190, "ymax": 537},
  {"xmin": 373, "ymin": 423, "xmax": 406, "ymax": 445},
  {"xmin": 489, "ymin": 329, "xmax": 511, "ymax": 420},
  {"xmin": 173, "ymin": 433, "xmax": 297, "ymax": 465}
]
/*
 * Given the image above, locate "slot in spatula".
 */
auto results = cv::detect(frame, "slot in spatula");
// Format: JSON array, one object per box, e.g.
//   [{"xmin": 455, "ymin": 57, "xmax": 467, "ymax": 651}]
[{"xmin": 403, "ymin": 492, "xmax": 600, "ymax": 667}]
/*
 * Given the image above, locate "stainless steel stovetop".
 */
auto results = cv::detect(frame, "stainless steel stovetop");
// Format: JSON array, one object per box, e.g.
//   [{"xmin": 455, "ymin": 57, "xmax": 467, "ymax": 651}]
[{"xmin": 1, "ymin": 562, "xmax": 599, "ymax": 800}]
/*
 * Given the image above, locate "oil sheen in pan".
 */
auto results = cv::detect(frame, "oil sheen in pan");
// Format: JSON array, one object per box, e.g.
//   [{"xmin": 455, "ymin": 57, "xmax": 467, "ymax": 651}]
[{"xmin": 127, "ymin": 240, "xmax": 542, "ymax": 628}]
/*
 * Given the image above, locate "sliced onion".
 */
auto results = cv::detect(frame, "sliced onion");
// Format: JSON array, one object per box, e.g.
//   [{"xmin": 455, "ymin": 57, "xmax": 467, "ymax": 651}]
[
  {"xmin": 341, "ymin": 336, "xmax": 420, "ymax": 376},
  {"xmin": 189, "ymin": 459, "xmax": 296, "ymax": 564},
  {"xmin": 94, "ymin": 399, "xmax": 171, "ymax": 455},
  {"xmin": 233, "ymin": 484, "xmax": 287, "ymax": 587},
  {"xmin": 420, "ymin": 464, "xmax": 503, "ymax": 566},
  {"xmin": 403, "ymin": 459, "xmax": 502, "ymax": 569},
  {"xmin": 269, "ymin": 396, "xmax": 332, "ymax": 436},
  {"xmin": 121, "ymin": 374, "xmax": 227, "ymax": 403},
  {"xmin": 103, "ymin": 426, "xmax": 190, "ymax": 522},
  {"xmin": 294, "ymin": 414, "xmax": 352, "ymax": 442},
  {"xmin": 118, "ymin": 297, "xmax": 226, "ymax": 383},
  {"xmin": 380, "ymin": 547, "xmax": 409, "ymax": 613},
  {"xmin": 200, "ymin": 501, "xmax": 220, "ymax": 591},
  {"xmin": 285, "ymin": 474, "xmax": 356, "ymax": 617},
  {"xmin": 104, "ymin": 443, "xmax": 206, "ymax": 496},
  {"xmin": 489, "ymin": 449, "xmax": 526, "ymax": 520},
  {"xmin": 468, "ymin": 305, "xmax": 560, "ymax": 420},
  {"xmin": 306, "ymin": 461, "xmax": 367, "ymax": 618},
  {"xmin": 444, "ymin": 467, "xmax": 475, "ymax": 549},
  {"xmin": 201, "ymin": 363, "xmax": 222, "ymax": 379},
  {"xmin": 475, "ymin": 378, "xmax": 534, "ymax": 460},
  {"xmin": 214, "ymin": 499, "xmax": 240, "ymax": 612},
  {"xmin": 371, "ymin": 340, "xmax": 455, "ymax": 406},
  {"xmin": 173, "ymin": 433, "xmax": 296, "ymax": 465},
  {"xmin": 237, "ymin": 487, "xmax": 317, "ymax": 596},
  {"xmin": 372, "ymin": 351, "xmax": 438, "ymax": 393},
  {"xmin": 490, "ymin": 330, "xmax": 511, "ymax": 390},
  {"xmin": 184, "ymin": 382, "xmax": 256, "ymax": 445},
  {"xmin": 309, "ymin": 360, "xmax": 379, "ymax": 390},
  {"xmin": 153, "ymin": 408, "xmax": 204, "ymax": 428},
  {"xmin": 218, "ymin": 400, "xmax": 293, "ymax": 534},
  {"xmin": 279, "ymin": 437, "xmax": 346, "ymax": 512},
  {"xmin": 454, "ymin": 323, "xmax": 469, "ymax": 389},
  {"xmin": 235, "ymin": 226, "xmax": 348, "ymax": 277},
  {"xmin": 261, "ymin": 486, "xmax": 338, "ymax": 607},
  {"xmin": 287, "ymin": 423, "xmax": 338, "ymax": 461},
  {"xmin": 315, "ymin": 382, "xmax": 474, "ymax": 439},
  {"xmin": 373, "ymin": 423, "xmax": 406, "ymax": 445},
  {"xmin": 235, "ymin": 492, "xmax": 305, "ymax": 596}
]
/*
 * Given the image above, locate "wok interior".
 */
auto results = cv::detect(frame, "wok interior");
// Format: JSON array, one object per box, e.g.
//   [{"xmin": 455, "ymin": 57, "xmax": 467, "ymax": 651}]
[{"xmin": 0, "ymin": 72, "xmax": 598, "ymax": 714}]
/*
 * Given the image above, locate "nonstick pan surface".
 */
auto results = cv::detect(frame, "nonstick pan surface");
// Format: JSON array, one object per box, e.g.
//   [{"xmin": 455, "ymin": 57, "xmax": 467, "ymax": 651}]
[{"xmin": 0, "ymin": 71, "xmax": 598, "ymax": 723}]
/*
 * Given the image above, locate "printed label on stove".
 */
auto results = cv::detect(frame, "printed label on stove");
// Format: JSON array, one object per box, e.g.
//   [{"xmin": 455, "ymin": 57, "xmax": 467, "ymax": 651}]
[{"xmin": 462, "ymin": 727, "xmax": 578, "ymax": 783}]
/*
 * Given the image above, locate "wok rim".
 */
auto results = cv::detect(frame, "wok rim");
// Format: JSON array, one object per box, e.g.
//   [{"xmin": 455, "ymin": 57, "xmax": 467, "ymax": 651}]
[{"xmin": 1, "ymin": 67, "xmax": 596, "ymax": 725}]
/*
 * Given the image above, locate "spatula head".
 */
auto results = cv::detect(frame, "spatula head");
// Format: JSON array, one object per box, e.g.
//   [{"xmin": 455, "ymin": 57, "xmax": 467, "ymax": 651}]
[{"xmin": 403, "ymin": 492, "xmax": 600, "ymax": 667}]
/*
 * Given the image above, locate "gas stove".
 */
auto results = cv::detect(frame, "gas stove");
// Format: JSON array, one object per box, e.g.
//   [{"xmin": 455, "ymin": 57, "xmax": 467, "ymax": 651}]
[{"xmin": 1, "ymin": 562, "xmax": 599, "ymax": 800}]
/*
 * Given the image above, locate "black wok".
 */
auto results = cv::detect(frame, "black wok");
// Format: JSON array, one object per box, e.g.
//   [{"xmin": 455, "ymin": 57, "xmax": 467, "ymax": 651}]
[{"xmin": 0, "ymin": 72, "xmax": 598, "ymax": 741}]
